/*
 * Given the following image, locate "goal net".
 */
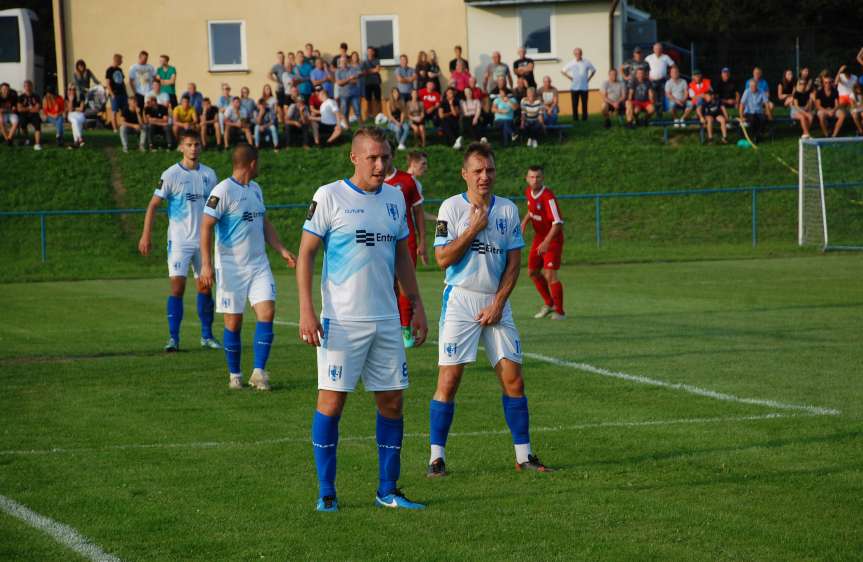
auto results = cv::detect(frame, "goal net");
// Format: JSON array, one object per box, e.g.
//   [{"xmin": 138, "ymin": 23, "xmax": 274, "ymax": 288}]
[{"xmin": 798, "ymin": 137, "xmax": 863, "ymax": 250}]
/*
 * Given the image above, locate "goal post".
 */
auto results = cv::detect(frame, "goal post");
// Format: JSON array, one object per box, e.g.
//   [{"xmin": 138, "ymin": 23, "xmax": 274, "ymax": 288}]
[{"xmin": 798, "ymin": 137, "xmax": 863, "ymax": 251}]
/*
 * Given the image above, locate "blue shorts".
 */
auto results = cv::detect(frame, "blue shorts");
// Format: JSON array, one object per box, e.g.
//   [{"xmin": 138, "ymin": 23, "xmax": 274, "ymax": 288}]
[{"xmin": 111, "ymin": 94, "xmax": 128, "ymax": 113}]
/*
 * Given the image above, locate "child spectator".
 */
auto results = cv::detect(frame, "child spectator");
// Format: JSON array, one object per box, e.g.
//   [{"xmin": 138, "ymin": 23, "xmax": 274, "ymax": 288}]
[{"xmin": 696, "ymin": 90, "xmax": 729, "ymax": 144}]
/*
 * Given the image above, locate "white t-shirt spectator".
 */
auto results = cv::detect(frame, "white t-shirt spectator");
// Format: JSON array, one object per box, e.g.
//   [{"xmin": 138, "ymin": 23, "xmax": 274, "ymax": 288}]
[
  {"xmin": 837, "ymin": 73, "xmax": 858, "ymax": 98},
  {"xmin": 645, "ymin": 53, "xmax": 675, "ymax": 81},
  {"xmin": 562, "ymin": 59, "xmax": 596, "ymax": 91},
  {"xmin": 601, "ymin": 80, "xmax": 626, "ymax": 104},
  {"xmin": 664, "ymin": 78, "xmax": 688, "ymax": 104},
  {"xmin": 129, "ymin": 63, "xmax": 155, "ymax": 96},
  {"xmin": 319, "ymin": 98, "xmax": 340, "ymax": 126}
]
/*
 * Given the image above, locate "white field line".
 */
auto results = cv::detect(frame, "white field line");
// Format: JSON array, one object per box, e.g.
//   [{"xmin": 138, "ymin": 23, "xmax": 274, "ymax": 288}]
[
  {"xmin": 273, "ymin": 319, "xmax": 841, "ymax": 417},
  {"xmin": 0, "ymin": 494, "xmax": 121, "ymax": 562},
  {"xmin": 0, "ymin": 413, "xmax": 795, "ymax": 457}
]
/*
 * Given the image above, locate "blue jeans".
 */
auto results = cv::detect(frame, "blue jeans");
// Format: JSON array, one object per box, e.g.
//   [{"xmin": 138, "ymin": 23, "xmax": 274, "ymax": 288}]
[
  {"xmin": 49, "ymin": 115, "xmax": 64, "ymax": 138},
  {"xmin": 254, "ymin": 124, "xmax": 279, "ymax": 147},
  {"xmin": 496, "ymin": 119, "xmax": 514, "ymax": 146},
  {"xmin": 544, "ymin": 106, "xmax": 558, "ymax": 125},
  {"xmin": 339, "ymin": 95, "xmax": 361, "ymax": 119},
  {"xmin": 387, "ymin": 121, "xmax": 410, "ymax": 145}
]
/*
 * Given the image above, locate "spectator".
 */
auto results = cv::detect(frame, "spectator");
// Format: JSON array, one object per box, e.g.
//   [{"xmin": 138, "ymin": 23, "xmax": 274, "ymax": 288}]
[
  {"xmin": 484, "ymin": 51, "xmax": 512, "ymax": 93},
  {"xmin": 172, "ymin": 95, "xmax": 198, "ymax": 139},
  {"xmin": 105, "ymin": 53, "xmax": 127, "ymax": 132},
  {"xmin": 361, "ymin": 47, "xmax": 382, "ymax": 121},
  {"xmin": 538, "ymin": 76, "xmax": 559, "ymax": 125},
  {"xmin": 280, "ymin": 62, "xmax": 296, "ymax": 107},
  {"xmin": 270, "ymin": 51, "xmax": 287, "ymax": 107},
  {"xmin": 17, "ymin": 80, "xmax": 42, "ymax": 150},
  {"xmin": 663, "ymin": 65, "xmax": 688, "ymax": 126},
  {"xmin": 836, "ymin": 65, "xmax": 859, "ymax": 109},
  {"xmin": 789, "ymin": 79, "xmax": 815, "ymax": 139},
  {"xmin": 645, "ymin": 42, "xmax": 675, "ymax": 115},
  {"xmin": 395, "ymin": 55, "xmax": 416, "ymax": 102},
  {"xmin": 295, "ymin": 52, "xmax": 313, "ymax": 99},
  {"xmin": 513, "ymin": 47, "xmax": 537, "ymax": 88},
  {"xmin": 239, "ymin": 86, "xmax": 256, "ymax": 118},
  {"xmin": 0, "ymin": 82, "xmax": 20, "ymax": 146},
  {"xmin": 129, "ymin": 50, "xmax": 155, "ymax": 111},
  {"xmin": 696, "ymin": 90, "xmax": 729, "ymax": 144},
  {"xmin": 622, "ymin": 47, "xmax": 648, "ymax": 85},
  {"xmin": 304, "ymin": 43, "xmax": 316, "ymax": 65},
  {"xmin": 145, "ymin": 77, "xmax": 171, "ymax": 108},
  {"xmin": 745, "ymin": 67, "xmax": 773, "ymax": 119},
  {"xmin": 72, "ymin": 60, "xmax": 98, "ymax": 96},
  {"xmin": 285, "ymin": 85, "xmax": 302, "ymax": 108},
  {"xmin": 778, "ymin": 69, "xmax": 796, "ymax": 107},
  {"xmin": 311, "ymin": 87, "xmax": 342, "ymax": 146},
  {"xmin": 65, "ymin": 84, "xmax": 87, "ymax": 148},
  {"xmin": 682, "ymin": 69, "xmax": 711, "ymax": 121},
  {"xmin": 415, "ymin": 51, "xmax": 431, "ymax": 90},
  {"xmin": 799, "ymin": 67, "xmax": 814, "ymax": 93},
  {"xmin": 418, "ymin": 81, "xmax": 441, "ymax": 126},
  {"xmin": 284, "ymin": 95, "xmax": 312, "ymax": 148},
  {"xmin": 851, "ymin": 84, "xmax": 863, "ymax": 135},
  {"xmin": 716, "ymin": 67, "xmax": 739, "ymax": 111},
  {"xmin": 260, "ymin": 84, "xmax": 277, "ymax": 113},
  {"xmin": 492, "ymin": 89, "xmax": 518, "ymax": 147},
  {"xmin": 450, "ymin": 59, "xmax": 472, "ymax": 95},
  {"xmin": 156, "ymin": 54, "xmax": 178, "ymax": 108},
  {"xmin": 335, "ymin": 56, "xmax": 361, "ymax": 123},
  {"xmin": 310, "ymin": 58, "xmax": 333, "ymax": 98},
  {"xmin": 254, "ymin": 96, "xmax": 279, "ymax": 151},
  {"xmin": 407, "ymin": 88, "xmax": 426, "ymax": 147},
  {"xmin": 385, "ymin": 87, "xmax": 410, "ymax": 150},
  {"xmin": 347, "ymin": 51, "xmax": 363, "ymax": 122},
  {"xmin": 561, "ymin": 48, "xmax": 596, "ymax": 122},
  {"xmin": 119, "ymin": 96, "xmax": 145, "ymax": 152},
  {"xmin": 223, "ymin": 96, "xmax": 253, "ymax": 148},
  {"xmin": 467, "ymin": 76, "xmax": 490, "ymax": 125},
  {"xmin": 331, "ymin": 42, "xmax": 349, "ymax": 68},
  {"xmin": 143, "ymin": 95, "xmax": 171, "ymax": 149},
  {"xmin": 512, "ymin": 77, "xmax": 528, "ymax": 104},
  {"xmin": 449, "ymin": 45, "xmax": 469, "ymax": 74},
  {"xmin": 217, "ymin": 84, "xmax": 232, "ymax": 134},
  {"xmin": 626, "ymin": 67, "xmax": 654, "ymax": 127},
  {"xmin": 185, "ymin": 83, "xmax": 204, "ymax": 115},
  {"xmin": 428, "ymin": 50, "xmax": 442, "ymax": 92},
  {"xmin": 739, "ymin": 78, "xmax": 771, "ymax": 142},
  {"xmin": 600, "ymin": 68, "xmax": 626, "ymax": 128},
  {"xmin": 520, "ymin": 87, "xmax": 544, "ymax": 148},
  {"xmin": 488, "ymin": 75, "xmax": 510, "ymax": 100},
  {"xmin": 459, "ymin": 86, "xmax": 482, "ymax": 142},
  {"xmin": 199, "ymin": 97, "xmax": 222, "ymax": 149},
  {"xmin": 438, "ymin": 87, "xmax": 461, "ymax": 148},
  {"xmin": 814, "ymin": 75, "xmax": 845, "ymax": 138},
  {"xmin": 42, "ymin": 87, "xmax": 66, "ymax": 147}
]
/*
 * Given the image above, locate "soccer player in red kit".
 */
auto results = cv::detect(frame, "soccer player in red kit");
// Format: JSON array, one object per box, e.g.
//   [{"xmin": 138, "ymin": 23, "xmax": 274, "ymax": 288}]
[
  {"xmin": 386, "ymin": 160, "xmax": 427, "ymax": 346},
  {"xmin": 521, "ymin": 165, "xmax": 566, "ymax": 320}
]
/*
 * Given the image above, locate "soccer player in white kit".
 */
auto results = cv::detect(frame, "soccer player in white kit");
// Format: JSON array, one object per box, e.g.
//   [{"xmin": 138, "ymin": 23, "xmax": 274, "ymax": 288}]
[
  {"xmin": 297, "ymin": 128, "xmax": 429, "ymax": 512},
  {"xmin": 427, "ymin": 142, "xmax": 553, "ymax": 477},
  {"xmin": 199, "ymin": 144, "xmax": 296, "ymax": 390},
  {"xmin": 138, "ymin": 130, "xmax": 221, "ymax": 352}
]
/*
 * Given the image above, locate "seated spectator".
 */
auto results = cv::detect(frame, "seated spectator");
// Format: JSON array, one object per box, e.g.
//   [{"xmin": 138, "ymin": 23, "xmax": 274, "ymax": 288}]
[
  {"xmin": 601, "ymin": 68, "xmax": 626, "ymax": 128},
  {"xmin": 439, "ymin": 87, "xmax": 461, "ymax": 148},
  {"xmin": 459, "ymin": 86, "xmax": 482, "ymax": 142},
  {"xmin": 199, "ymin": 97, "xmax": 222, "ymax": 149},
  {"xmin": 739, "ymin": 78, "xmax": 771, "ymax": 142},
  {"xmin": 520, "ymin": 87, "xmax": 544, "ymax": 148},
  {"xmin": 311, "ymin": 87, "xmax": 342, "ymax": 146},
  {"xmin": 385, "ymin": 87, "xmax": 410, "ymax": 150},
  {"xmin": 512, "ymin": 77, "xmax": 529, "ymax": 104},
  {"xmin": 682, "ymin": 69, "xmax": 711, "ymax": 121},
  {"xmin": 239, "ymin": 87, "xmax": 256, "ymax": 119},
  {"xmin": 222, "ymin": 96, "xmax": 253, "ymax": 148},
  {"xmin": 254, "ymin": 96, "xmax": 279, "ymax": 152},
  {"xmin": 715, "ymin": 67, "xmax": 739, "ymax": 111},
  {"xmin": 538, "ymin": 76, "xmax": 559, "ymax": 125},
  {"xmin": 799, "ymin": 67, "xmax": 814, "ymax": 93},
  {"xmin": 156, "ymin": 54, "xmax": 178, "ymax": 108},
  {"xmin": 449, "ymin": 45, "xmax": 469, "ymax": 74},
  {"xmin": 778, "ymin": 69, "xmax": 795, "ymax": 107},
  {"xmin": 418, "ymin": 81, "xmax": 441, "ymax": 126},
  {"xmin": 836, "ymin": 65, "xmax": 859, "ymax": 109},
  {"xmin": 513, "ymin": 47, "xmax": 536, "ymax": 88},
  {"xmin": 492, "ymin": 89, "xmax": 517, "ymax": 147},
  {"xmin": 626, "ymin": 68, "xmax": 654, "ymax": 127},
  {"xmin": 72, "ymin": 59, "xmax": 98, "ymax": 96},
  {"xmin": 172, "ymin": 95, "xmax": 198, "ymax": 139},
  {"xmin": 217, "ymin": 84, "xmax": 232, "ymax": 134},
  {"xmin": 65, "ymin": 84, "xmax": 87, "ymax": 148},
  {"xmin": 185, "ymin": 83, "xmax": 204, "ymax": 115},
  {"xmin": 284, "ymin": 85, "xmax": 302, "ymax": 108},
  {"xmin": 284, "ymin": 95, "xmax": 312, "ymax": 148},
  {"xmin": 335, "ymin": 56, "xmax": 361, "ymax": 123},
  {"xmin": 696, "ymin": 90, "xmax": 729, "ymax": 143},
  {"xmin": 395, "ymin": 55, "xmax": 415, "ymax": 102},
  {"xmin": 450, "ymin": 59, "xmax": 472, "ymax": 95},
  {"xmin": 789, "ymin": 79, "xmax": 815, "ymax": 139},
  {"xmin": 851, "ymin": 84, "xmax": 863, "ymax": 135},
  {"xmin": 488, "ymin": 75, "xmax": 510, "ymax": 101},
  {"xmin": 406, "ymin": 89, "xmax": 426, "ymax": 147},
  {"xmin": 260, "ymin": 84, "xmax": 277, "ymax": 114},
  {"xmin": 664, "ymin": 66, "xmax": 688, "ymax": 125},
  {"xmin": 145, "ymin": 77, "xmax": 171, "ymax": 108},
  {"xmin": 143, "ymin": 95, "xmax": 172, "ymax": 149},
  {"xmin": 310, "ymin": 58, "xmax": 333, "ymax": 98},
  {"xmin": 744, "ymin": 67, "xmax": 773, "ymax": 119},
  {"xmin": 42, "ymin": 87, "xmax": 66, "ymax": 148},
  {"xmin": 120, "ymin": 96, "xmax": 146, "ymax": 152},
  {"xmin": 814, "ymin": 75, "xmax": 845, "ymax": 138},
  {"xmin": 0, "ymin": 82, "xmax": 20, "ymax": 146},
  {"xmin": 17, "ymin": 80, "xmax": 42, "ymax": 150}
]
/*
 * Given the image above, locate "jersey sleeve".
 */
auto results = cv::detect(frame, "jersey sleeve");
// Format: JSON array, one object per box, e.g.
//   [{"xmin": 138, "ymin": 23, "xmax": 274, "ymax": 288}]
[
  {"xmin": 407, "ymin": 179, "xmax": 424, "ymax": 207},
  {"xmin": 507, "ymin": 204, "xmax": 526, "ymax": 251},
  {"xmin": 433, "ymin": 200, "xmax": 457, "ymax": 247},
  {"xmin": 154, "ymin": 169, "xmax": 172, "ymax": 199},
  {"xmin": 545, "ymin": 194, "xmax": 564, "ymax": 225},
  {"xmin": 302, "ymin": 187, "xmax": 331, "ymax": 239},
  {"xmin": 414, "ymin": 178, "xmax": 424, "ymax": 197},
  {"xmin": 203, "ymin": 184, "xmax": 228, "ymax": 220}
]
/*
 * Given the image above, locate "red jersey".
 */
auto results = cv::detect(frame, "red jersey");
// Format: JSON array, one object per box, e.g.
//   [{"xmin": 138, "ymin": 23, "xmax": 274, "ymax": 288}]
[
  {"xmin": 418, "ymin": 88, "xmax": 441, "ymax": 112},
  {"xmin": 386, "ymin": 169, "xmax": 424, "ymax": 246},
  {"xmin": 525, "ymin": 185, "xmax": 564, "ymax": 242}
]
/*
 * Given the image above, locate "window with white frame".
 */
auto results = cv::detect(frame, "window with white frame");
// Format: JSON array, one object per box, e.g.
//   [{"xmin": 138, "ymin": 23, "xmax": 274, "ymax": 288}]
[
  {"xmin": 519, "ymin": 7, "xmax": 554, "ymax": 57},
  {"xmin": 361, "ymin": 15, "xmax": 399, "ymax": 66},
  {"xmin": 208, "ymin": 20, "xmax": 247, "ymax": 72}
]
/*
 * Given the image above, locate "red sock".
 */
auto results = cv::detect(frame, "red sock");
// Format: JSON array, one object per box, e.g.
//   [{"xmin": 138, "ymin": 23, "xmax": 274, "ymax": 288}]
[
  {"xmin": 549, "ymin": 282, "xmax": 564, "ymax": 314},
  {"xmin": 531, "ymin": 275, "xmax": 553, "ymax": 307},
  {"xmin": 398, "ymin": 292, "xmax": 413, "ymax": 328}
]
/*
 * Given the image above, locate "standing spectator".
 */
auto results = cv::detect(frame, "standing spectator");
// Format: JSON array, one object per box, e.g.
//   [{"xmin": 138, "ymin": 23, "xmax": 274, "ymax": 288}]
[
  {"xmin": 520, "ymin": 87, "xmax": 544, "ymax": 148},
  {"xmin": 745, "ymin": 67, "xmax": 773, "ymax": 119},
  {"xmin": 789, "ymin": 79, "xmax": 815, "ymax": 139},
  {"xmin": 217, "ymin": 84, "xmax": 232, "ymax": 134},
  {"xmin": 105, "ymin": 53, "xmax": 127, "ymax": 132},
  {"xmin": 418, "ymin": 81, "xmax": 441, "ymax": 127},
  {"xmin": 284, "ymin": 95, "xmax": 312, "ymax": 148},
  {"xmin": 715, "ymin": 67, "xmax": 739, "ymax": 112},
  {"xmin": 42, "ymin": 87, "xmax": 66, "ymax": 147},
  {"xmin": 538, "ymin": 76, "xmax": 559, "ymax": 125},
  {"xmin": 385, "ymin": 87, "xmax": 411, "ymax": 150},
  {"xmin": 428, "ymin": 51, "xmax": 442, "ymax": 93},
  {"xmin": 156, "ymin": 55, "xmax": 178, "ymax": 108},
  {"xmin": 814, "ymin": 76, "xmax": 845, "ymax": 138},
  {"xmin": 415, "ymin": 51, "xmax": 431, "ymax": 90},
  {"xmin": 850, "ymin": 84, "xmax": 863, "ymax": 135},
  {"xmin": 407, "ymin": 89, "xmax": 426, "ymax": 147},
  {"xmin": 270, "ymin": 51, "xmax": 287, "ymax": 107},
  {"xmin": 335, "ymin": 56, "xmax": 361, "ymax": 123},
  {"xmin": 172, "ymin": 95, "xmax": 198, "ymax": 139},
  {"xmin": 625, "ymin": 68, "xmax": 654, "ymax": 127},
  {"xmin": 361, "ymin": 47, "xmax": 382, "ymax": 121},
  {"xmin": 459, "ymin": 86, "xmax": 482, "ymax": 141},
  {"xmin": 513, "ymin": 47, "xmax": 537, "ymax": 89},
  {"xmin": 560, "ymin": 48, "xmax": 595, "ymax": 122},
  {"xmin": 449, "ymin": 45, "xmax": 469, "ymax": 73},
  {"xmin": 65, "ymin": 84, "xmax": 87, "ymax": 148},
  {"xmin": 119, "ymin": 96, "xmax": 145, "ymax": 152},
  {"xmin": 450, "ymin": 60, "xmax": 472, "ymax": 95},
  {"xmin": 17, "ymin": 80, "xmax": 42, "ymax": 150},
  {"xmin": 303, "ymin": 43, "xmax": 316, "ymax": 65},
  {"xmin": 622, "ymin": 47, "xmax": 648, "ymax": 85},
  {"xmin": 295, "ymin": 52, "xmax": 313, "ymax": 99},
  {"xmin": 664, "ymin": 65, "xmax": 688, "ymax": 126},
  {"xmin": 254, "ymin": 96, "xmax": 279, "ymax": 151},
  {"xmin": 696, "ymin": 90, "xmax": 729, "ymax": 143},
  {"xmin": 483, "ymin": 51, "xmax": 512, "ymax": 93},
  {"xmin": 645, "ymin": 42, "xmax": 674, "ymax": 116},
  {"xmin": 438, "ymin": 87, "xmax": 461, "ymax": 148},
  {"xmin": 347, "ymin": 51, "xmax": 363, "ymax": 122},
  {"xmin": 601, "ymin": 68, "xmax": 626, "ymax": 128},
  {"xmin": 310, "ymin": 58, "xmax": 333, "ymax": 98},
  {"xmin": 129, "ymin": 51, "xmax": 155, "ymax": 110},
  {"xmin": 199, "ymin": 97, "xmax": 222, "ymax": 149},
  {"xmin": 331, "ymin": 42, "xmax": 349, "ymax": 68},
  {"xmin": 311, "ymin": 88, "xmax": 342, "ymax": 146},
  {"xmin": 778, "ymin": 69, "xmax": 796, "ymax": 107},
  {"xmin": 143, "ymin": 95, "xmax": 172, "ymax": 149},
  {"xmin": 185, "ymin": 83, "xmax": 204, "ymax": 115},
  {"xmin": 836, "ymin": 65, "xmax": 859, "ymax": 109},
  {"xmin": 0, "ymin": 82, "xmax": 19, "ymax": 146},
  {"xmin": 223, "ymin": 96, "xmax": 253, "ymax": 148},
  {"xmin": 492, "ymin": 89, "xmax": 518, "ymax": 146},
  {"xmin": 681, "ymin": 69, "xmax": 711, "ymax": 121},
  {"xmin": 395, "ymin": 55, "xmax": 416, "ymax": 102},
  {"xmin": 72, "ymin": 60, "xmax": 97, "ymax": 96},
  {"xmin": 739, "ymin": 79, "xmax": 771, "ymax": 142}
]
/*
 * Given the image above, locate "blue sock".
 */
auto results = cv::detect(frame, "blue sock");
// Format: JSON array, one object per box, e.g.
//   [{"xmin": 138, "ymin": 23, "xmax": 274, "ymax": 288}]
[
  {"xmin": 253, "ymin": 321, "xmax": 274, "ymax": 370},
  {"xmin": 197, "ymin": 293, "xmax": 214, "ymax": 339},
  {"xmin": 223, "ymin": 327, "xmax": 241, "ymax": 374},
  {"xmin": 312, "ymin": 411, "xmax": 340, "ymax": 498},
  {"xmin": 166, "ymin": 296, "xmax": 183, "ymax": 343},
  {"xmin": 376, "ymin": 413, "xmax": 403, "ymax": 497},
  {"xmin": 429, "ymin": 400, "xmax": 455, "ymax": 446},
  {"xmin": 501, "ymin": 395, "xmax": 530, "ymax": 445}
]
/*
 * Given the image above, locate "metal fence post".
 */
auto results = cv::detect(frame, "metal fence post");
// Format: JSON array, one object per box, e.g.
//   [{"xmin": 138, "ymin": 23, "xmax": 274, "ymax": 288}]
[
  {"xmin": 40, "ymin": 214, "xmax": 47, "ymax": 263},
  {"xmin": 594, "ymin": 196, "xmax": 602, "ymax": 247},
  {"xmin": 751, "ymin": 189, "xmax": 758, "ymax": 247}
]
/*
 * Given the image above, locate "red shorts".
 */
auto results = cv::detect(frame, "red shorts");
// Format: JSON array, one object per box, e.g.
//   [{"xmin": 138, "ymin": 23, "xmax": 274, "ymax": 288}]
[
  {"xmin": 528, "ymin": 240, "xmax": 562, "ymax": 271},
  {"xmin": 631, "ymin": 100, "xmax": 652, "ymax": 112}
]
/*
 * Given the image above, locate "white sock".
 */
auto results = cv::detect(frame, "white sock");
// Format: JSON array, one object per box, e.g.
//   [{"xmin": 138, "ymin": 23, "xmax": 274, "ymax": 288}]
[
  {"xmin": 430, "ymin": 444, "xmax": 446, "ymax": 464},
  {"xmin": 230, "ymin": 373, "xmax": 242, "ymax": 379},
  {"xmin": 514, "ymin": 443, "xmax": 532, "ymax": 464}
]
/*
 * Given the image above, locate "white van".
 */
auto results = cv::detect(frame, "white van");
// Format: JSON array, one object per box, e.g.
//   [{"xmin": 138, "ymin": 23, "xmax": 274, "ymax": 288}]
[{"xmin": 0, "ymin": 8, "xmax": 44, "ymax": 92}]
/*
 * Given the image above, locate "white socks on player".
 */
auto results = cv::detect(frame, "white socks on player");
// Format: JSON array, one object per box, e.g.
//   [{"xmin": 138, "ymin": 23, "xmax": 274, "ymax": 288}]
[
  {"xmin": 514, "ymin": 443, "xmax": 532, "ymax": 464},
  {"xmin": 430, "ymin": 444, "xmax": 446, "ymax": 464}
]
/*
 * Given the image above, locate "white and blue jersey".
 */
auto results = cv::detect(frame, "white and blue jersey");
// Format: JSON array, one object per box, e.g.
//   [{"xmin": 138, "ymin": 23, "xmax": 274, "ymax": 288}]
[
  {"xmin": 303, "ymin": 178, "xmax": 409, "ymax": 321},
  {"xmin": 433, "ymin": 194, "xmax": 525, "ymax": 295},
  {"xmin": 203, "ymin": 177, "xmax": 268, "ymax": 270},
  {"xmin": 154, "ymin": 163, "xmax": 218, "ymax": 249}
]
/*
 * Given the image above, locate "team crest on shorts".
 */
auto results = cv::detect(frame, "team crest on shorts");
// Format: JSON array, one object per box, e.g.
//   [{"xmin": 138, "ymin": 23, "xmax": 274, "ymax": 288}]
[
  {"xmin": 401, "ymin": 362, "xmax": 408, "ymax": 381},
  {"xmin": 496, "ymin": 218, "xmax": 508, "ymax": 236},
  {"xmin": 444, "ymin": 342, "xmax": 458, "ymax": 358},
  {"xmin": 386, "ymin": 202, "xmax": 399, "ymax": 222},
  {"xmin": 329, "ymin": 364, "xmax": 343, "ymax": 381}
]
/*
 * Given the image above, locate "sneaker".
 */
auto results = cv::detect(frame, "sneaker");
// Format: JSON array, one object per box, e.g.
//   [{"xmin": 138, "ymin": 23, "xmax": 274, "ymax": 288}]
[
  {"xmin": 526, "ymin": 139, "xmax": 532, "ymax": 147},
  {"xmin": 515, "ymin": 454, "xmax": 555, "ymax": 473},
  {"xmin": 248, "ymin": 368, "xmax": 271, "ymax": 391},
  {"xmin": 402, "ymin": 327, "xmax": 415, "ymax": 349},
  {"xmin": 200, "ymin": 337, "xmax": 222, "ymax": 349},
  {"xmin": 33, "ymin": 144, "xmax": 42, "ymax": 151},
  {"xmin": 801, "ymin": 134, "xmax": 811, "ymax": 140},
  {"xmin": 397, "ymin": 143, "xmax": 406, "ymax": 151},
  {"xmin": 374, "ymin": 489, "xmax": 425, "ymax": 510},
  {"xmin": 164, "ymin": 337, "xmax": 179, "ymax": 352},
  {"xmin": 228, "ymin": 375, "xmax": 243, "ymax": 390},
  {"xmin": 316, "ymin": 496, "xmax": 339, "ymax": 512},
  {"xmin": 427, "ymin": 458, "xmax": 448, "ymax": 478},
  {"xmin": 549, "ymin": 312, "xmax": 567, "ymax": 321},
  {"xmin": 720, "ymin": 137, "xmax": 728, "ymax": 144},
  {"xmin": 122, "ymin": 147, "xmax": 129, "ymax": 153},
  {"xmin": 453, "ymin": 136, "xmax": 462, "ymax": 150},
  {"xmin": 480, "ymin": 136, "xmax": 488, "ymax": 144},
  {"xmin": 533, "ymin": 305, "xmax": 553, "ymax": 319},
  {"xmin": 531, "ymin": 139, "xmax": 538, "ymax": 148}
]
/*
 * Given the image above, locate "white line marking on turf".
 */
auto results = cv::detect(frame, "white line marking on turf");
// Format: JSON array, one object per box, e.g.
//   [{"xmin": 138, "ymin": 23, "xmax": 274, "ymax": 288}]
[
  {"xmin": 275, "ymin": 318, "xmax": 840, "ymax": 416},
  {"xmin": 0, "ymin": 494, "xmax": 121, "ymax": 562},
  {"xmin": 0, "ymin": 413, "xmax": 800, "ymax": 456}
]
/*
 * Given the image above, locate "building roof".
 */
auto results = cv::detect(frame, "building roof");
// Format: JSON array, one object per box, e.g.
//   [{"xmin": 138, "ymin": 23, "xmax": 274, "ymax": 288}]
[{"xmin": 465, "ymin": 0, "xmax": 609, "ymax": 5}]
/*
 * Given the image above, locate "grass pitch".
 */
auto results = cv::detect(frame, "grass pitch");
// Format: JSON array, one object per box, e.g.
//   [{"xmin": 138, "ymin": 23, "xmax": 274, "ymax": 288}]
[{"xmin": 2, "ymin": 256, "xmax": 862, "ymax": 560}]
